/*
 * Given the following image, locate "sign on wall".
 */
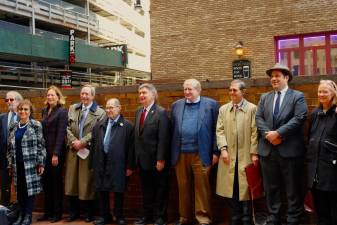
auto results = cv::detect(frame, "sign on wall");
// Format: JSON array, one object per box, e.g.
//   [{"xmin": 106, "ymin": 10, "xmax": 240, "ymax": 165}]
[
  {"xmin": 109, "ymin": 44, "xmax": 128, "ymax": 67},
  {"xmin": 232, "ymin": 60, "xmax": 251, "ymax": 79},
  {"xmin": 69, "ymin": 29, "xmax": 76, "ymax": 64},
  {"xmin": 61, "ymin": 71, "xmax": 72, "ymax": 89}
]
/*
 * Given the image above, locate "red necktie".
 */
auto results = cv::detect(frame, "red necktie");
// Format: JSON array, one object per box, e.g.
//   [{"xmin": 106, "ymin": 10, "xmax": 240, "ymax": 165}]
[{"xmin": 139, "ymin": 108, "xmax": 147, "ymax": 128}]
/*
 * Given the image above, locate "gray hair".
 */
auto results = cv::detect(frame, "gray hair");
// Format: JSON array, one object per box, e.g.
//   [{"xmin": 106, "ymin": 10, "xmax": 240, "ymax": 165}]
[
  {"xmin": 183, "ymin": 79, "xmax": 202, "ymax": 92},
  {"xmin": 231, "ymin": 79, "xmax": 246, "ymax": 90},
  {"xmin": 6, "ymin": 91, "xmax": 23, "ymax": 101},
  {"xmin": 107, "ymin": 98, "xmax": 121, "ymax": 106},
  {"xmin": 138, "ymin": 83, "xmax": 158, "ymax": 100},
  {"xmin": 82, "ymin": 84, "xmax": 96, "ymax": 96}
]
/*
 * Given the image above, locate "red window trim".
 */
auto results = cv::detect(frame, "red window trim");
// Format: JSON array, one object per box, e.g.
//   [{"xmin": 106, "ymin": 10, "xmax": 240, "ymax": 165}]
[{"xmin": 275, "ymin": 31, "xmax": 337, "ymax": 76}]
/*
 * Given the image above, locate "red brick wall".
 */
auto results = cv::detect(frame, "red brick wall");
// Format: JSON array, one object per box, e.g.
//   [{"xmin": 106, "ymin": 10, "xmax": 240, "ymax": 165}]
[
  {"xmin": 0, "ymin": 76, "xmax": 331, "ymax": 223},
  {"xmin": 150, "ymin": 0, "xmax": 337, "ymax": 81}
]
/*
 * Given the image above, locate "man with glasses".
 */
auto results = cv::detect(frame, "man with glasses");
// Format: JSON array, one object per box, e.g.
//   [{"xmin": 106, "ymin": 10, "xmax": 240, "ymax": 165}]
[
  {"xmin": 91, "ymin": 98, "xmax": 135, "ymax": 225},
  {"xmin": 0, "ymin": 91, "xmax": 23, "ymax": 206}
]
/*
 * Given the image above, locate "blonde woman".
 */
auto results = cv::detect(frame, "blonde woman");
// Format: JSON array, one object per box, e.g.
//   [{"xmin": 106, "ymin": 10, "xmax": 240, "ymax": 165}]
[{"xmin": 307, "ymin": 80, "xmax": 337, "ymax": 225}]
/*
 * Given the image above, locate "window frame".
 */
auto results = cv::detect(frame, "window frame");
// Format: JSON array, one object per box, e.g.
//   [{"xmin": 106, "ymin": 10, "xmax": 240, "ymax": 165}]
[{"xmin": 275, "ymin": 31, "xmax": 337, "ymax": 76}]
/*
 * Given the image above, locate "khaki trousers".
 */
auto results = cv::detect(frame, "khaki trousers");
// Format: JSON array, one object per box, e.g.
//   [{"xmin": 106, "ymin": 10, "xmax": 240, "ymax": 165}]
[{"xmin": 175, "ymin": 153, "xmax": 212, "ymax": 224}]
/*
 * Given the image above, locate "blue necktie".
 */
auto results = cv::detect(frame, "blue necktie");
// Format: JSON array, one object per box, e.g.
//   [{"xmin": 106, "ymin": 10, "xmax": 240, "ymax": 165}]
[
  {"xmin": 273, "ymin": 91, "xmax": 281, "ymax": 128},
  {"xmin": 103, "ymin": 121, "xmax": 115, "ymax": 153}
]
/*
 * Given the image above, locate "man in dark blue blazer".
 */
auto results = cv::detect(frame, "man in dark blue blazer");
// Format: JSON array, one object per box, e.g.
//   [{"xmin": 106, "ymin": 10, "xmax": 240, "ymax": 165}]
[
  {"xmin": 171, "ymin": 79, "xmax": 219, "ymax": 225},
  {"xmin": 134, "ymin": 83, "xmax": 170, "ymax": 225},
  {"xmin": 256, "ymin": 63, "xmax": 308, "ymax": 225},
  {"xmin": 0, "ymin": 91, "xmax": 22, "ymax": 206}
]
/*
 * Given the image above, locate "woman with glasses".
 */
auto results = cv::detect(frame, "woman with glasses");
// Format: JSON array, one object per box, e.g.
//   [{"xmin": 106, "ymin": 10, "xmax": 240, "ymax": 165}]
[
  {"xmin": 7, "ymin": 99, "xmax": 46, "ymax": 225},
  {"xmin": 37, "ymin": 85, "xmax": 68, "ymax": 223},
  {"xmin": 307, "ymin": 80, "xmax": 337, "ymax": 225}
]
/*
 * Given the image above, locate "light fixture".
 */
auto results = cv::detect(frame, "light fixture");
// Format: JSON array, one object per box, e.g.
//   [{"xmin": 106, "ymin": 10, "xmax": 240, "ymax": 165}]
[
  {"xmin": 134, "ymin": 0, "xmax": 142, "ymax": 12},
  {"xmin": 235, "ymin": 41, "xmax": 244, "ymax": 57}
]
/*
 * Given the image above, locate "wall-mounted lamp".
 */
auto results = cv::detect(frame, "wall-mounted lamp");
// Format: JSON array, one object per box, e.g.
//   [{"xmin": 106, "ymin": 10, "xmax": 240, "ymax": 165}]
[
  {"xmin": 235, "ymin": 41, "xmax": 244, "ymax": 57},
  {"xmin": 134, "ymin": 0, "xmax": 142, "ymax": 12}
]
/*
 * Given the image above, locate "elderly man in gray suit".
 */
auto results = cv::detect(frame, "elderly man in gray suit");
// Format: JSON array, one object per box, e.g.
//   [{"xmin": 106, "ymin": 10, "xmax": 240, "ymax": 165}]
[{"xmin": 256, "ymin": 63, "xmax": 308, "ymax": 225}]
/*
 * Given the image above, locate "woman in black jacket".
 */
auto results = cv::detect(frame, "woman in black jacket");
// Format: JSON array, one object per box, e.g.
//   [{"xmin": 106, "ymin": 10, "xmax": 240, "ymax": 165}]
[
  {"xmin": 307, "ymin": 80, "xmax": 337, "ymax": 225},
  {"xmin": 38, "ymin": 85, "xmax": 68, "ymax": 223}
]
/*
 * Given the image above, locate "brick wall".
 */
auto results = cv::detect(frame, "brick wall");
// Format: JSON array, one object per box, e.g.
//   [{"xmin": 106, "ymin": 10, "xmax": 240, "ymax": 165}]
[
  {"xmin": 1, "ymin": 76, "xmax": 334, "ymax": 223},
  {"xmin": 150, "ymin": 0, "xmax": 337, "ymax": 81}
]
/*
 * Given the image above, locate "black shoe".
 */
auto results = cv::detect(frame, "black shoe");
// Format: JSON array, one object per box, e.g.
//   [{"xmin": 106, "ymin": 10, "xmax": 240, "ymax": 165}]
[
  {"xmin": 50, "ymin": 215, "xmax": 62, "ymax": 223},
  {"xmin": 66, "ymin": 213, "xmax": 79, "ymax": 222},
  {"xmin": 117, "ymin": 217, "xmax": 127, "ymax": 225},
  {"xmin": 12, "ymin": 212, "xmax": 23, "ymax": 225},
  {"xmin": 84, "ymin": 215, "xmax": 94, "ymax": 222},
  {"xmin": 94, "ymin": 217, "xmax": 106, "ymax": 225},
  {"xmin": 154, "ymin": 218, "xmax": 166, "ymax": 225},
  {"xmin": 21, "ymin": 213, "xmax": 32, "ymax": 225},
  {"xmin": 134, "ymin": 217, "xmax": 154, "ymax": 225}
]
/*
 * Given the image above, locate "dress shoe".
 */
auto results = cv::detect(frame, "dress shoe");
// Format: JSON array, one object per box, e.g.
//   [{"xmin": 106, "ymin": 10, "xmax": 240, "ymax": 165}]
[
  {"xmin": 117, "ymin": 217, "xmax": 127, "ymax": 225},
  {"xmin": 12, "ymin": 212, "xmax": 23, "ymax": 225},
  {"xmin": 134, "ymin": 217, "xmax": 154, "ymax": 225},
  {"xmin": 84, "ymin": 215, "xmax": 94, "ymax": 222},
  {"xmin": 154, "ymin": 218, "xmax": 166, "ymax": 225},
  {"xmin": 50, "ymin": 215, "xmax": 62, "ymax": 223},
  {"xmin": 94, "ymin": 217, "xmax": 106, "ymax": 225},
  {"xmin": 21, "ymin": 213, "xmax": 32, "ymax": 225},
  {"xmin": 66, "ymin": 213, "xmax": 79, "ymax": 222}
]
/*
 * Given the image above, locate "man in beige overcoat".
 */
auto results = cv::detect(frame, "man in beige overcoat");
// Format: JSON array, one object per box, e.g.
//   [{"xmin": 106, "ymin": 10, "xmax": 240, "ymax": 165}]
[
  {"xmin": 216, "ymin": 79, "xmax": 258, "ymax": 225},
  {"xmin": 65, "ymin": 84, "xmax": 105, "ymax": 222}
]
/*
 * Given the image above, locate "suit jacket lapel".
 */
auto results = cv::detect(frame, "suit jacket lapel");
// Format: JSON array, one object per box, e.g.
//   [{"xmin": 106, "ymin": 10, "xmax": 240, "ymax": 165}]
[
  {"xmin": 135, "ymin": 107, "xmax": 143, "ymax": 136},
  {"xmin": 176, "ymin": 101, "xmax": 185, "ymax": 135},
  {"xmin": 197, "ymin": 97, "xmax": 205, "ymax": 131},
  {"xmin": 2, "ymin": 113, "xmax": 8, "ymax": 137},
  {"xmin": 277, "ymin": 89, "xmax": 292, "ymax": 118},
  {"xmin": 140, "ymin": 104, "xmax": 156, "ymax": 134},
  {"xmin": 267, "ymin": 92, "xmax": 275, "ymax": 122}
]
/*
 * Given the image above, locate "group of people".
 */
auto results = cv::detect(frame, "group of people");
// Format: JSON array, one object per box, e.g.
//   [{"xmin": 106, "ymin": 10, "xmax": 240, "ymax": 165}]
[{"xmin": 0, "ymin": 62, "xmax": 336, "ymax": 225}]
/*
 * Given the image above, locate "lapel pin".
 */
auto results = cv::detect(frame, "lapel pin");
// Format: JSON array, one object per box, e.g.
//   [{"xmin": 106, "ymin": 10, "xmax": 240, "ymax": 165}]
[{"xmin": 119, "ymin": 122, "xmax": 124, "ymax": 127}]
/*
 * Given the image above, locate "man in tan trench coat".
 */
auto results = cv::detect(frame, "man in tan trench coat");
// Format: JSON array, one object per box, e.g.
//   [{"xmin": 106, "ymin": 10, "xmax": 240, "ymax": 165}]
[
  {"xmin": 65, "ymin": 84, "xmax": 105, "ymax": 222},
  {"xmin": 216, "ymin": 79, "xmax": 258, "ymax": 225}
]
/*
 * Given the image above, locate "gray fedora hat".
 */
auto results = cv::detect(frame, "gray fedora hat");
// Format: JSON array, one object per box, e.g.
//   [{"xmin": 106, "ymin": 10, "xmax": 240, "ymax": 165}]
[{"xmin": 266, "ymin": 63, "xmax": 293, "ymax": 82}]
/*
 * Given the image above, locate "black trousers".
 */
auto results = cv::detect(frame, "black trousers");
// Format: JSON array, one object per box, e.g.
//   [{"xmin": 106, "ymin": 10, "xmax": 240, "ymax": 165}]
[
  {"xmin": 313, "ymin": 188, "xmax": 337, "ymax": 225},
  {"xmin": 99, "ymin": 191, "xmax": 124, "ymax": 220},
  {"xmin": 41, "ymin": 155, "xmax": 64, "ymax": 217},
  {"xmin": 16, "ymin": 162, "xmax": 34, "ymax": 215},
  {"xmin": 260, "ymin": 149, "xmax": 304, "ymax": 225},
  {"xmin": 0, "ymin": 168, "xmax": 11, "ymax": 206},
  {"xmin": 228, "ymin": 159, "xmax": 252, "ymax": 225},
  {"xmin": 139, "ymin": 166, "xmax": 169, "ymax": 221}
]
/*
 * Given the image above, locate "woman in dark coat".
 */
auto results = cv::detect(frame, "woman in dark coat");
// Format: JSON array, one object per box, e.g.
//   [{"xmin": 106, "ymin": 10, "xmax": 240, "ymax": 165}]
[
  {"xmin": 91, "ymin": 98, "xmax": 135, "ymax": 225},
  {"xmin": 38, "ymin": 85, "xmax": 68, "ymax": 223},
  {"xmin": 7, "ymin": 99, "xmax": 46, "ymax": 225},
  {"xmin": 307, "ymin": 79, "xmax": 337, "ymax": 225}
]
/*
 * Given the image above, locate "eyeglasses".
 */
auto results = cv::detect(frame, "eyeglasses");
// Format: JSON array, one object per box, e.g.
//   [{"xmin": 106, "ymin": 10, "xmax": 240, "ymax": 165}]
[
  {"xmin": 19, "ymin": 108, "xmax": 30, "ymax": 112},
  {"xmin": 5, "ymin": 98, "xmax": 15, "ymax": 103}
]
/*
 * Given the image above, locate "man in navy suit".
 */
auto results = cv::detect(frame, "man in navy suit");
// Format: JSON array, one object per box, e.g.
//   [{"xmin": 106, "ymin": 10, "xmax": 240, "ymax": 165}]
[
  {"xmin": 256, "ymin": 63, "xmax": 308, "ymax": 225},
  {"xmin": 171, "ymin": 79, "xmax": 219, "ymax": 225},
  {"xmin": 134, "ymin": 83, "xmax": 170, "ymax": 225},
  {"xmin": 0, "ymin": 91, "xmax": 23, "ymax": 206}
]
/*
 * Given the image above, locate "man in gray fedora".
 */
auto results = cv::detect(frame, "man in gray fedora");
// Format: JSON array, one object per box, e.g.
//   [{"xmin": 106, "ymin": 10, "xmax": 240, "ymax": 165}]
[{"xmin": 256, "ymin": 63, "xmax": 308, "ymax": 225}]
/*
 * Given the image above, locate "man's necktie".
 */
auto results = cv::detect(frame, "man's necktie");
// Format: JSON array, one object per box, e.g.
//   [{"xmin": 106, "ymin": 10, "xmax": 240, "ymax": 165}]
[
  {"xmin": 79, "ymin": 107, "xmax": 87, "ymax": 139},
  {"xmin": 103, "ymin": 121, "xmax": 114, "ymax": 153},
  {"xmin": 139, "ymin": 108, "xmax": 147, "ymax": 128},
  {"xmin": 273, "ymin": 91, "xmax": 281, "ymax": 128},
  {"xmin": 9, "ymin": 112, "xmax": 16, "ymax": 127}
]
